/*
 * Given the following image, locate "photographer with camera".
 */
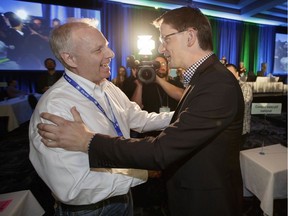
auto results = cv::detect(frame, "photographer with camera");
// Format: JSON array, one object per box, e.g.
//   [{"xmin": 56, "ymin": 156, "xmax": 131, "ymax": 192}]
[{"xmin": 123, "ymin": 55, "xmax": 184, "ymax": 114}]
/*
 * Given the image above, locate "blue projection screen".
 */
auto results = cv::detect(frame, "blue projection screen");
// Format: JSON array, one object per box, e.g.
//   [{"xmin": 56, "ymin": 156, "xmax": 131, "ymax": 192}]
[
  {"xmin": 0, "ymin": 0, "xmax": 101, "ymax": 70},
  {"xmin": 273, "ymin": 33, "xmax": 288, "ymax": 75}
]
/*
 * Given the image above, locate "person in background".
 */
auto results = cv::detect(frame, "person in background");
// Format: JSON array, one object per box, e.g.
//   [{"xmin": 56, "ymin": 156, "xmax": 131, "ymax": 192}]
[
  {"xmin": 226, "ymin": 63, "xmax": 253, "ymax": 148},
  {"xmin": 247, "ymin": 70, "xmax": 257, "ymax": 82},
  {"xmin": 238, "ymin": 61, "xmax": 247, "ymax": 77},
  {"xmin": 29, "ymin": 19, "xmax": 173, "ymax": 216},
  {"xmin": 48, "ymin": 18, "xmax": 61, "ymax": 41},
  {"xmin": 52, "ymin": 18, "xmax": 61, "ymax": 29},
  {"xmin": 36, "ymin": 58, "xmax": 62, "ymax": 93},
  {"xmin": 111, "ymin": 65, "xmax": 127, "ymax": 91},
  {"xmin": 29, "ymin": 17, "xmax": 49, "ymax": 42},
  {"xmin": 6, "ymin": 80, "xmax": 25, "ymax": 98},
  {"xmin": 37, "ymin": 7, "xmax": 244, "ymax": 216},
  {"xmin": 26, "ymin": 17, "xmax": 52, "ymax": 65},
  {"xmin": 220, "ymin": 56, "xmax": 228, "ymax": 66},
  {"xmin": 129, "ymin": 55, "xmax": 184, "ymax": 113},
  {"xmin": 3, "ymin": 12, "xmax": 29, "ymax": 64},
  {"xmin": 257, "ymin": 62, "xmax": 267, "ymax": 76},
  {"xmin": 154, "ymin": 60, "xmax": 185, "ymax": 102},
  {"xmin": 0, "ymin": 12, "xmax": 10, "ymax": 39},
  {"xmin": 174, "ymin": 67, "xmax": 184, "ymax": 85},
  {"xmin": 0, "ymin": 40, "xmax": 19, "ymax": 70}
]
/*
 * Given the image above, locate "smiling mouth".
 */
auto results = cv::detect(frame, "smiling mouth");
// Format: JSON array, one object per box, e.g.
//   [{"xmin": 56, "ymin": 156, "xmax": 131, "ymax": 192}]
[{"xmin": 100, "ymin": 63, "xmax": 109, "ymax": 67}]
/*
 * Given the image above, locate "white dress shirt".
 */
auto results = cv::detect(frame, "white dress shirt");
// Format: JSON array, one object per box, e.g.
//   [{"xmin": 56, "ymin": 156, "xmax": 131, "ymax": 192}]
[{"xmin": 29, "ymin": 69, "xmax": 173, "ymax": 205}]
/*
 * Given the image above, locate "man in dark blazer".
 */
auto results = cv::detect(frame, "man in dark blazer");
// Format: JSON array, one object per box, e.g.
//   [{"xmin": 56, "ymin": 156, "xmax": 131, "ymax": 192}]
[{"xmin": 38, "ymin": 7, "xmax": 244, "ymax": 216}]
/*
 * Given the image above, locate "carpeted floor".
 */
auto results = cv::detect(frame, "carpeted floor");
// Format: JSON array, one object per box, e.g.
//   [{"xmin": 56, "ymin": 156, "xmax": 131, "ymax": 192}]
[{"xmin": 0, "ymin": 113, "xmax": 287, "ymax": 216}]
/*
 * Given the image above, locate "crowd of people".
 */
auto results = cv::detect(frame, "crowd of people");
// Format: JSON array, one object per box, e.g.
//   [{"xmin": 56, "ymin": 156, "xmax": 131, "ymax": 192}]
[{"xmin": 0, "ymin": 11, "xmax": 60, "ymax": 69}]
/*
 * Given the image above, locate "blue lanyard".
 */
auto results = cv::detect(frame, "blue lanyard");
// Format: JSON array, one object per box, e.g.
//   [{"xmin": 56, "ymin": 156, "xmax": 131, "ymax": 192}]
[{"xmin": 64, "ymin": 73, "xmax": 123, "ymax": 136}]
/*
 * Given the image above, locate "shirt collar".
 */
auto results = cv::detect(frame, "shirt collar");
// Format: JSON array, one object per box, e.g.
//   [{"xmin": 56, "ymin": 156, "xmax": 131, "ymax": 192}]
[
  {"xmin": 65, "ymin": 69, "xmax": 108, "ymax": 94},
  {"xmin": 183, "ymin": 52, "xmax": 214, "ymax": 87}
]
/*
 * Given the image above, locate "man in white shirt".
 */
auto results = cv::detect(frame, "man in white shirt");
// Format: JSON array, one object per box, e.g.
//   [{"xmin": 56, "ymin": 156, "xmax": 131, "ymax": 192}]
[{"xmin": 29, "ymin": 19, "xmax": 172, "ymax": 216}]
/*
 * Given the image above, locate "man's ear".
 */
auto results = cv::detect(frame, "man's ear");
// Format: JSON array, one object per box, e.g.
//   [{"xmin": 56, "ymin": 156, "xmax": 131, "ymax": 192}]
[
  {"xmin": 60, "ymin": 52, "xmax": 77, "ymax": 68},
  {"xmin": 187, "ymin": 28, "xmax": 197, "ymax": 47}
]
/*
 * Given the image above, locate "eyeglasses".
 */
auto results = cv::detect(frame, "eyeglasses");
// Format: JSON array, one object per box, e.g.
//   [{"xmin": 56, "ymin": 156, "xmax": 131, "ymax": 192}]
[{"xmin": 159, "ymin": 30, "xmax": 187, "ymax": 44}]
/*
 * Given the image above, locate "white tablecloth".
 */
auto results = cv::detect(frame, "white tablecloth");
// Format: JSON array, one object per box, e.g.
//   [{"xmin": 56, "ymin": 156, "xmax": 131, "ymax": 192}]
[
  {"xmin": 0, "ymin": 94, "xmax": 41, "ymax": 132},
  {"xmin": 240, "ymin": 144, "xmax": 287, "ymax": 216},
  {"xmin": 0, "ymin": 190, "xmax": 44, "ymax": 216},
  {"xmin": 246, "ymin": 81, "xmax": 284, "ymax": 93}
]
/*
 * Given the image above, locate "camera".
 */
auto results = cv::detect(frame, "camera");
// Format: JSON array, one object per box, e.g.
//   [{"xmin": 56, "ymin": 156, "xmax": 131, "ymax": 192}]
[{"xmin": 126, "ymin": 55, "xmax": 160, "ymax": 84}]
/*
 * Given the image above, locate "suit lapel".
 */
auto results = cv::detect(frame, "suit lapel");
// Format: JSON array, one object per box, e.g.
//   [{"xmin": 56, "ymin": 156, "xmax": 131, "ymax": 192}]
[
  {"xmin": 170, "ymin": 85, "xmax": 193, "ymax": 123},
  {"xmin": 170, "ymin": 54, "xmax": 219, "ymax": 124}
]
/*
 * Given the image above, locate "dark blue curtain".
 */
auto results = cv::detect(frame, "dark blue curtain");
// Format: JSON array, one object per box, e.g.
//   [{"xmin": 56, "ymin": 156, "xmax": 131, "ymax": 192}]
[
  {"xmin": 210, "ymin": 18, "xmax": 243, "ymax": 66},
  {"xmin": 257, "ymin": 25, "xmax": 276, "ymax": 76}
]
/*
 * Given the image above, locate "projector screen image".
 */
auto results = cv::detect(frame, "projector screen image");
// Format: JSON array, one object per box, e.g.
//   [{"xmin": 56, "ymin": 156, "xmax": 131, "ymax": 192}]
[
  {"xmin": 273, "ymin": 33, "xmax": 288, "ymax": 75},
  {"xmin": 0, "ymin": 0, "xmax": 101, "ymax": 71}
]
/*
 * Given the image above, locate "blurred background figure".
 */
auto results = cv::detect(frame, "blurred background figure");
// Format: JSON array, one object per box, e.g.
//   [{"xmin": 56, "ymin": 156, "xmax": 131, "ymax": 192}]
[
  {"xmin": 3, "ymin": 11, "xmax": 29, "ymax": 64},
  {"xmin": 238, "ymin": 61, "xmax": 247, "ymax": 77},
  {"xmin": 51, "ymin": 18, "xmax": 61, "ymax": 29},
  {"xmin": 174, "ymin": 67, "xmax": 184, "ymax": 85},
  {"xmin": 6, "ymin": 79, "xmax": 26, "ymax": 98},
  {"xmin": 36, "ymin": 58, "xmax": 62, "ymax": 93},
  {"xmin": 0, "ymin": 12, "xmax": 10, "ymax": 42},
  {"xmin": 257, "ymin": 62, "xmax": 267, "ymax": 76},
  {"xmin": 111, "ymin": 65, "xmax": 127, "ymax": 91},
  {"xmin": 220, "ymin": 56, "xmax": 228, "ymax": 66},
  {"xmin": 226, "ymin": 63, "xmax": 253, "ymax": 149},
  {"xmin": 0, "ymin": 40, "xmax": 19, "ymax": 70},
  {"xmin": 29, "ymin": 17, "xmax": 49, "ymax": 41},
  {"xmin": 3, "ymin": 12, "xmax": 46, "ymax": 69},
  {"xmin": 25, "ymin": 17, "xmax": 52, "ymax": 66}
]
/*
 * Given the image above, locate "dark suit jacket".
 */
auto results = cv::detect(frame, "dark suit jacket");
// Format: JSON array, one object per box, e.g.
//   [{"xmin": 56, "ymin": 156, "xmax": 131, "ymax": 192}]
[{"xmin": 89, "ymin": 54, "xmax": 244, "ymax": 216}]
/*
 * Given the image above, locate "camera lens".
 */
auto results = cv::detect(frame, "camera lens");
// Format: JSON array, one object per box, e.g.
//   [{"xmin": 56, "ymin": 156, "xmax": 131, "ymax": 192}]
[{"xmin": 137, "ymin": 67, "xmax": 156, "ymax": 84}]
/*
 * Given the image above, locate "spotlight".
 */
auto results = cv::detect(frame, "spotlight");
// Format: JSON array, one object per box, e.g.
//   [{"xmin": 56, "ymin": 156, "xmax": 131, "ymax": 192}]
[{"xmin": 137, "ymin": 35, "xmax": 155, "ymax": 55}]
